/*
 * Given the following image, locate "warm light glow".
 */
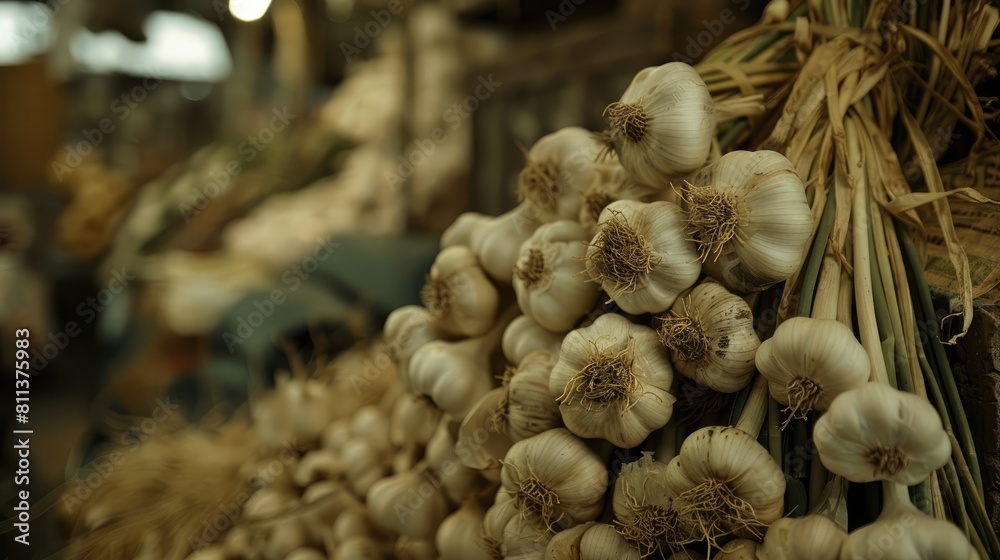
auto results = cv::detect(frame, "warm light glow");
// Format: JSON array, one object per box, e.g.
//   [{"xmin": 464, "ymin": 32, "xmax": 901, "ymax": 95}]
[{"xmin": 230, "ymin": 0, "xmax": 273, "ymax": 22}]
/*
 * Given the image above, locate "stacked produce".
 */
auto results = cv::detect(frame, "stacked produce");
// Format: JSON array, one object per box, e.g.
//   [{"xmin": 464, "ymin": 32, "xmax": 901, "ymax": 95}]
[{"xmin": 64, "ymin": 0, "xmax": 999, "ymax": 557}]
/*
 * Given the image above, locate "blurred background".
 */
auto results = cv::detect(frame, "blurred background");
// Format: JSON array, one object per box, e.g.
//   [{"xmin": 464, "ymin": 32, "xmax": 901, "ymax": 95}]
[{"xmin": 0, "ymin": 0, "xmax": 767, "ymax": 554}]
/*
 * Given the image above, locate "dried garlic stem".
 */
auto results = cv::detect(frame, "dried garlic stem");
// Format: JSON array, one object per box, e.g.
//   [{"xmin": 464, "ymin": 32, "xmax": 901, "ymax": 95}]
[{"xmin": 735, "ymin": 375, "xmax": 768, "ymax": 438}]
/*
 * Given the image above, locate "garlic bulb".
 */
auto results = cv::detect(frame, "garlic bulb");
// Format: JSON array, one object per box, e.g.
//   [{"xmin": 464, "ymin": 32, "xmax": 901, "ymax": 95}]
[
  {"xmin": 656, "ymin": 281, "xmax": 759, "ymax": 393},
  {"xmin": 350, "ymin": 406, "xmax": 392, "ymax": 455},
  {"xmin": 584, "ymin": 200, "xmax": 701, "ymax": 314},
  {"xmin": 406, "ymin": 333, "xmax": 499, "ymax": 420},
  {"xmin": 612, "ymin": 453, "xmax": 690, "ymax": 556},
  {"xmin": 384, "ymin": 306, "xmax": 440, "ymax": 386},
  {"xmin": 760, "ymin": 515, "xmax": 846, "ymax": 560},
  {"xmin": 500, "ymin": 428, "xmax": 608, "ymax": 531},
  {"xmin": 483, "ymin": 492, "xmax": 550, "ymax": 559},
  {"xmin": 514, "ymin": 221, "xmax": 600, "ymax": 333},
  {"xmin": 285, "ymin": 549, "xmax": 326, "ymax": 560},
  {"xmin": 683, "ymin": 150, "xmax": 812, "ymax": 293},
  {"xmin": 550, "ymin": 313, "xmax": 675, "ymax": 448},
  {"xmin": 755, "ymin": 317, "xmax": 869, "ymax": 426},
  {"xmin": 342, "ymin": 437, "xmax": 386, "ymax": 496},
  {"xmin": 504, "ymin": 350, "xmax": 562, "ymax": 441},
  {"xmin": 334, "ymin": 536, "xmax": 383, "ymax": 559},
  {"xmin": 603, "ymin": 62, "xmax": 714, "ymax": 185},
  {"xmin": 579, "ymin": 159, "xmax": 655, "ymax": 233},
  {"xmin": 332, "ymin": 507, "xmax": 377, "ymax": 542},
  {"xmin": 293, "ymin": 449, "xmax": 343, "ymax": 487},
  {"xmin": 367, "ymin": 469, "xmax": 450, "ymax": 539},
  {"xmin": 840, "ymin": 481, "xmax": 980, "ymax": 560},
  {"xmin": 436, "ymin": 502, "xmax": 490, "ymax": 560},
  {"xmin": 544, "ymin": 522, "xmax": 594, "ymax": 559},
  {"xmin": 390, "ymin": 395, "xmax": 443, "ymax": 447},
  {"xmin": 442, "ymin": 205, "xmax": 540, "ymax": 284},
  {"xmin": 665, "ymin": 426, "xmax": 785, "ymax": 546},
  {"xmin": 503, "ymin": 315, "xmax": 565, "ymax": 365},
  {"xmin": 425, "ymin": 418, "xmax": 479, "ymax": 503},
  {"xmin": 252, "ymin": 375, "xmax": 339, "ymax": 448},
  {"xmin": 578, "ymin": 523, "xmax": 642, "ymax": 560},
  {"xmin": 814, "ymin": 383, "xmax": 950, "ymax": 485},
  {"xmin": 395, "ymin": 538, "xmax": 437, "ymax": 560},
  {"xmin": 421, "ymin": 245, "xmax": 498, "ymax": 337},
  {"xmin": 715, "ymin": 539, "xmax": 759, "ymax": 559},
  {"xmin": 457, "ymin": 387, "xmax": 515, "ymax": 470},
  {"xmin": 518, "ymin": 127, "xmax": 604, "ymax": 223}
]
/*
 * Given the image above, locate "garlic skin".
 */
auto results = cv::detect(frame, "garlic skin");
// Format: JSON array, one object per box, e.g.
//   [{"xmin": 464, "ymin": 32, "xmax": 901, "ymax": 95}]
[
  {"xmin": 545, "ymin": 522, "xmax": 595, "ymax": 559},
  {"xmin": 457, "ymin": 387, "xmax": 515, "ymax": 470},
  {"xmin": 425, "ymin": 418, "xmax": 479, "ymax": 503},
  {"xmin": 578, "ymin": 523, "xmax": 642, "ymax": 560},
  {"xmin": 716, "ymin": 539, "xmax": 759, "ymax": 559},
  {"xmin": 656, "ymin": 281, "xmax": 759, "ymax": 393},
  {"xmin": 500, "ymin": 428, "xmax": 609, "ymax": 531},
  {"xmin": 814, "ymin": 383, "xmax": 951, "ymax": 485},
  {"xmin": 761, "ymin": 515, "xmax": 846, "ymax": 560},
  {"xmin": 755, "ymin": 317, "xmax": 869, "ymax": 426},
  {"xmin": 421, "ymin": 245, "xmax": 498, "ymax": 337},
  {"xmin": 612, "ymin": 453, "xmax": 690, "ymax": 556},
  {"xmin": 406, "ymin": 337, "xmax": 495, "ymax": 420},
  {"xmin": 366, "ymin": 469, "xmax": 449, "ymax": 540},
  {"xmin": 503, "ymin": 315, "xmax": 565, "ymax": 365},
  {"xmin": 442, "ymin": 204, "xmax": 540, "ymax": 284},
  {"xmin": 579, "ymin": 159, "xmax": 656, "ymax": 234},
  {"xmin": 384, "ymin": 306, "xmax": 440, "ymax": 387},
  {"xmin": 684, "ymin": 150, "xmax": 812, "ymax": 293},
  {"xmin": 436, "ymin": 502, "xmax": 490, "ymax": 560},
  {"xmin": 604, "ymin": 62, "xmax": 715, "ymax": 185},
  {"xmin": 483, "ymin": 492, "xmax": 550, "ymax": 559},
  {"xmin": 505, "ymin": 350, "xmax": 562, "ymax": 441},
  {"xmin": 585, "ymin": 200, "xmax": 701, "ymax": 314},
  {"xmin": 665, "ymin": 426, "xmax": 786, "ymax": 546},
  {"xmin": 518, "ymin": 127, "xmax": 604, "ymax": 223},
  {"xmin": 550, "ymin": 313, "xmax": 676, "ymax": 448},
  {"xmin": 390, "ymin": 394, "xmax": 443, "ymax": 447},
  {"xmin": 334, "ymin": 536, "xmax": 383, "ymax": 559},
  {"xmin": 514, "ymin": 221, "xmax": 600, "ymax": 333}
]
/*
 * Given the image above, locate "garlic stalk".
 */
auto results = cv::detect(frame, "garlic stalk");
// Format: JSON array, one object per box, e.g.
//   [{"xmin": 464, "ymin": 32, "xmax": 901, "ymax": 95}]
[
  {"xmin": 655, "ymin": 280, "xmax": 759, "ymax": 393},
  {"xmin": 421, "ymin": 245, "xmax": 499, "ymax": 337},
  {"xmin": 502, "ymin": 315, "xmax": 565, "ymax": 365},
  {"xmin": 584, "ymin": 200, "xmax": 701, "ymax": 314},
  {"xmin": 754, "ymin": 317, "xmax": 870, "ymax": 427},
  {"xmin": 500, "ymin": 428, "xmax": 608, "ymax": 531},
  {"xmin": 514, "ymin": 221, "xmax": 600, "ymax": 333},
  {"xmin": 682, "ymin": 150, "xmax": 812, "ymax": 293},
  {"xmin": 813, "ymin": 382, "xmax": 951, "ymax": 485},
  {"xmin": 759, "ymin": 514, "xmax": 846, "ymax": 560},
  {"xmin": 518, "ymin": 127, "xmax": 604, "ymax": 223},
  {"xmin": 550, "ymin": 313, "xmax": 675, "ymax": 448},
  {"xmin": 442, "ymin": 204, "xmax": 541, "ymax": 284},
  {"xmin": 603, "ymin": 62, "xmax": 715, "ymax": 185}
]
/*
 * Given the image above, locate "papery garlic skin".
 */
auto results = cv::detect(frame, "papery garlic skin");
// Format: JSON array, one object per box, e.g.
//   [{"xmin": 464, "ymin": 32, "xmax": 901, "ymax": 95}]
[
  {"xmin": 755, "ymin": 317, "xmax": 869, "ymax": 425},
  {"xmin": 406, "ymin": 338, "xmax": 494, "ymax": 420},
  {"xmin": 657, "ymin": 281, "xmax": 759, "ymax": 393},
  {"xmin": 443, "ymin": 205, "xmax": 540, "ymax": 284},
  {"xmin": 550, "ymin": 313, "xmax": 676, "ymax": 448},
  {"xmin": 604, "ymin": 62, "xmax": 715, "ymax": 186},
  {"xmin": 814, "ymin": 383, "xmax": 951, "ymax": 485},
  {"xmin": 500, "ymin": 428, "xmax": 609, "ymax": 531},
  {"xmin": 457, "ymin": 388, "xmax": 515, "ymax": 470},
  {"xmin": 685, "ymin": 150, "xmax": 812, "ymax": 293},
  {"xmin": 715, "ymin": 539, "xmax": 759, "ymax": 559},
  {"xmin": 578, "ymin": 523, "xmax": 642, "ymax": 560},
  {"xmin": 436, "ymin": 502, "xmax": 490, "ymax": 560},
  {"xmin": 421, "ymin": 245, "xmax": 498, "ymax": 337},
  {"xmin": 761, "ymin": 515, "xmax": 846, "ymax": 560},
  {"xmin": 366, "ymin": 469, "xmax": 449, "ymax": 539},
  {"xmin": 579, "ymin": 158, "xmax": 656, "ymax": 234},
  {"xmin": 612, "ymin": 453, "xmax": 690, "ymax": 556},
  {"xmin": 518, "ymin": 127, "xmax": 604, "ymax": 223},
  {"xmin": 665, "ymin": 426, "xmax": 785, "ymax": 546},
  {"xmin": 585, "ymin": 200, "xmax": 701, "ymax": 314},
  {"xmin": 384, "ymin": 306, "xmax": 440, "ymax": 388},
  {"xmin": 545, "ymin": 522, "xmax": 594, "ymax": 559},
  {"xmin": 503, "ymin": 315, "xmax": 565, "ymax": 365},
  {"xmin": 514, "ymin": 221, "xmax": 600, "ymax": 333},
  {"xmin": 505, "ymin": 350, "xmax": 562, "ymax": 442}
]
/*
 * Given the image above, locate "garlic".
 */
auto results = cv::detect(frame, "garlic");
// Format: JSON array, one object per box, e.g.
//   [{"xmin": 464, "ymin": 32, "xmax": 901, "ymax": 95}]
[
  {"xmin": 322, "ymin": 419, "xmax": 355, "ymax": 450},
  {"xmin": 425, "ymin": 418, "xmax": 479, "ymax": 503},
  {"xmin": 612, "ymin": 453, "xmax": 691, "ymax": 557},
  {"xmin": 334, "ymin": 536, "xmax": 383, "ymax": 559},
  {"xmin": 578, "ymin": 523, "xmax": 642, "ymax": 560},
  {"xmin": 716, "ymin": 539, "xmax": 759, "ymax": 559},
  {"xmin": 544, "ymin": 522, "xmax": 594, "ymax": 559},
  {"xmin": 390, "ymin": 394, "xmax": 443, "ymax": 447},
  {"xmin": 421, "ymin": 245, "xmax": 499, "ymax": 337},
  {"xmin": 504, "ymin": 350, "xmax": 562, "ymax": 441},
  {"xmin": 518, "ymin": 127, "xmax": 604, "ymax": 223},
  {"xmin": 366, "ymin": 468, "xmax": 450, "ymax": 540},
  {"xmin": 502, "ymin": 315, "xmax": 565, "ymax": 365},
  {"xmin": 333, "ymin": 507, "xmax": 378, "ymax": 542},
  {"xmin": 760, "ymin": 515, "xmax": 846, "ymax": 560},
  {"xmin": 384, "ymin": 306, "xmax": 441, "ymax": 386},
  {"xmin": 655, "ymin": 281, "xmax": 759, "ymax": 393},
  {"xmin": 840, "ymin": 481, "xmax": 980, "ymax": 560},
  {"xmin": 483, "ymin": 492, "xmax": 518, "ymax": 559},
  {"xmin": 514, "ymin": 221, "xmax": 600, "ymax": 333},
  {"xmin": 301, "ymin": 480, "xmax": 358, "ymax": 543},
  {"xmin": 457, "ymin": 387, "xmax": 515, "ymax": 470},
  {"xmin": 442, "ymin": 205, "xmax": 541, "ymax": 284},
  {"xmin": 436, "ymin": 502, "xmax": 490, "ymax": 560},
  {"xmin": 342, "ymin": 437, "xmax": 387, "ymax": 496},
  {"xmin": 483, "ymin": 492, "xmax": 550, "ymax": 559},
  {"xmin": 550, "ymin": 313, "xmax": 675, "ymax": 448},
  {"xmin": 755, "ymin": 317, "xmax": 870, "ymax": 427},
  {"xmin": 579, "ymin": 159, "xmax": 656, "ymax": 234},
  {"xmin": 293, "ymin": 449, "xmax": 344, "ymax": 487},
  {"xmin": 584, "ymin": 200, "xmax": 701, "ymax": 314},
  {"xmin": 682, "ymin": 150, "xmax": 812, "ymax": 293},
  {"xmin": 285, "ymin": 549, "xmax": 326, "ymax": 560},
  {"xmin": 603, "ymin": 62, "xmax": 715, "ymax": 185},
  {"xmin": 500, "ymin": 428, "xmax": 608, "ymax": 531},
  {"xmin": 406, "ymin": 333, "xmax": 499, "ymax": 420},
  {"xmin": 814, "ymin": 382, "xmax": 951, "ymax": 484},
  {"xmin": 395, "ymin": 538, "xmax": 437, "ymax": 560},
  {"xmin": 665, "ymin": 426, "xmax": 785, "ymax": 547},
  {"xmin": 252, "ymin": 375, "xmax": 339, "ymax": 448},
  {"xmin": 350, "ymin": 406, "xmax": 392, "ymax": 455},
  {"xmin": 262, "ymin": 521, "xmax": 308, "ymax": 560}
]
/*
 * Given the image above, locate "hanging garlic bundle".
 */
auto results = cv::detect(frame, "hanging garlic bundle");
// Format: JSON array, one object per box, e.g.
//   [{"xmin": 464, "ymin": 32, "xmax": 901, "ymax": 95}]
[
  {"xmin": 759, "ymin": 515, "xmax": 846, "ymax": 560},
  {"xmin": 814, "ymin": 382, "xmax": 951, "ymax": 484},
  {"xmin": 421, "ymin": 245, "xmax": 499, "ymax": 337},
  {"xmin": 513, "ymin": 221, "xmax": 600, "ymax": 333},
  {"xmin": 442, "ymin": 204, "xmax": 540, "ymax": 284},
  {"xmin": 502, "ymin": 315, "xmax": 565, "ymax": 365},
  {"xmin": 549, "ymin": 313, "xmax": 676, "ymax": 447},
  {"xmin": 366, "ymin": 468, "xmax": 450, "ymax": 540},
  {"xmin": 755, "ymin": 317, "xmax": 870, "ymax": 427},
  {"xmin": 655, "ymin": 280, "xmax": 759, "ymax": 393},
  {"xmin": 425, "ymin": 418, "xmax": 479, "ymax": 503},
  {"xmin": 518, "ymin": 127, "xmax": 604, "ymax": 223},
  {"xmin": 579, "ymin": 158, "xmax": 656, "ymax": 233},
  {"xmin": 384, "ymin": 306, "xmax": 441, "ymax": 387},
  {"xmin": 252, "ymin": 374, "xmax": 340, "ymax": 448},
  {"xmin": 436, "ymin": 501, "xmax": 490, "ymax": 560},
  {"xmin": 500, "ymin": 428, "xmax": 608, "ymax": 532},
  {"xmin": 390, "ymin": 394, "xmax": 443, "ymax": 448},
  {"xmin": 602, "ymin": 62, "xmax": 715, "ymax": 186},
  {"xmin": 584, "ymin": 200, "xmax": 701, "ymax": 314},
  {"xmin": 665, "ymin": 426, "xmax": 785, "ymax": 547},
  {"xmin": 682, "ymin": 150, "xmax": 812, "ymax": 293},
  {"xmin": 612, "ymin": 453, "xmax": 691, "ymax": 557}
]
